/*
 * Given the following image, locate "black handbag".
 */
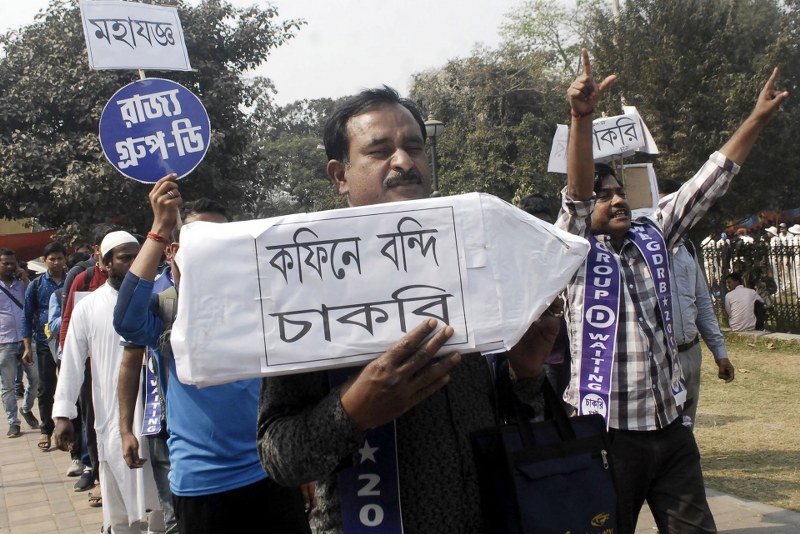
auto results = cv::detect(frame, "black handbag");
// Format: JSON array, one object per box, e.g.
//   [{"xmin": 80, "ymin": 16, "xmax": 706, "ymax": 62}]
[{"xmin": 471, "ymin": 366, "xmax": 618, "ymax": 534}]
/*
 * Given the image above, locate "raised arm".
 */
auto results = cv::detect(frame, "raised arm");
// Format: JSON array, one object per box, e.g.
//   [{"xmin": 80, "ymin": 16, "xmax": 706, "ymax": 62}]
[
  {"xmin": 114, "ymin": 174, "xmax": 177, "ymax": 345},
  {"xmin": 129, "ymin": 174, "xmax": 181, "ymax": 282},
  {"xmin": 719, "ymin": 67, "xmax": 788, "ymax": 166},
  {"xmin": 566, "ymin": 49, "xmax": 617, "ymax": 201}
]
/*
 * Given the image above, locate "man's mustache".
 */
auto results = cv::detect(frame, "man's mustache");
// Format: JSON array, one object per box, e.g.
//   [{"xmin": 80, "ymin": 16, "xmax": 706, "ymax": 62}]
[{"xmin": 384, "ymin": 170, "xmax": 423, "ymax": 188}]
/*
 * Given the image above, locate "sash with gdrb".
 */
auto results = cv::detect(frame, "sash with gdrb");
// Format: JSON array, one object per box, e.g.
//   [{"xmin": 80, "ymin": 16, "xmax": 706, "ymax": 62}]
[{"xmin": 580, "ymin": 223, "xmax": 686, "ymax": 426}]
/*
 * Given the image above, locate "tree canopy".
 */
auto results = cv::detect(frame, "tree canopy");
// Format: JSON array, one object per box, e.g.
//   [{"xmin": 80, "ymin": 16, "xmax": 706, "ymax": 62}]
[
  {"xmin": 0, "ymin": 0, "xmax": 302, "ymax": 240},
  {"xmin": 409, "ymin": 0, "xmax": 798, "ymax": 229},
  {"xmin": 586, "ymin": 0, "xmax": 799, "ymax": 231},
  {"xmin": 409, "ymin": 48, "xmax": 567, "ymax": 207},
  {"xmin": 244, "ymin": 94, "xmax": 345, "ymax": 218},
  {"xmin": 2, "ymin": 0, "xmax": 797, "ymax": 239}
]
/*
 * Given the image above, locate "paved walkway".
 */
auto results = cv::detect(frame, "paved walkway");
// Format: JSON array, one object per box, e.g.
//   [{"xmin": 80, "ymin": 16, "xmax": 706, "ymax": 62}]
[
  {"xmin": 0, "ymin": 408, "xmax": 103, "ymax": 534},
  {"xmin": 636, "ymin": 493, "xmax": 800, "ymax": 533},
  {"xmin": 3, "ymin": 405, "xmax": 800, "ymax": 533}
]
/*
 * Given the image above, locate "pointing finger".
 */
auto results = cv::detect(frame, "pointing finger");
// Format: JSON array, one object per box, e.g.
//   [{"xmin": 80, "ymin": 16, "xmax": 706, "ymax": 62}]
[
  {"xmin": 582, "ymin": 48, "xmax": 591, "ymax": 77},
  {"xmin": 764, "ymin": 66, "xmax": 779, "ymax": 94}
]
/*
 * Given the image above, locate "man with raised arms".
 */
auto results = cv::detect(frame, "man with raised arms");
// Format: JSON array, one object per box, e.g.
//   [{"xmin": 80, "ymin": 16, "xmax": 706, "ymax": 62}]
[{"xmin": 558, "ymin": 49, "xmax": 787, "ymax": 533}]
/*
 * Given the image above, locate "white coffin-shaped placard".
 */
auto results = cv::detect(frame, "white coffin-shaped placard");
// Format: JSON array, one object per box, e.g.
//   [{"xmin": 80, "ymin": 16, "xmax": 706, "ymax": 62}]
[{"xmin": 171, "ymin": 193, "xmax": 589, "ymax": 386}]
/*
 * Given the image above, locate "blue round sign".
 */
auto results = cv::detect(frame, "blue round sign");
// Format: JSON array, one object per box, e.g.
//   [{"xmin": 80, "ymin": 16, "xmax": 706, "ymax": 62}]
[{"xmin": 99, "ymin": 78, "xmax": 211, "ymax": 183}]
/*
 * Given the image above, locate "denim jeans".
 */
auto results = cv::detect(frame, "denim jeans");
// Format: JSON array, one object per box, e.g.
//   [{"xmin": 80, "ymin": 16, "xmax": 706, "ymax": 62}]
[
  {"xmin": 147, "ymin": 435, "xmax": 178, "ymax": 533},
  {"xmin": 0, "ymin": 342, "xmax": 33, "ymax": 426},
  {"xmin": 15, "ymin": 359, "xmax": 23, "ymax": 391},
  {"xmin": 19, "ymin": 353, "xmax": 38, "ymax": 414},
  {"xmin": 36, "ymin": 343, "xmax": 57, "ymax": 435}
]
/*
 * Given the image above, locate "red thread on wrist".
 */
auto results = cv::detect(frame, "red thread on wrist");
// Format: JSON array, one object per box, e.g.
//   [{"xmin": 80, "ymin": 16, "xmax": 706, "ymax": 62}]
[
  {"xmin": 571, "ymin": 109, "xmax": 594, "ymax": 119},
  {"xmin": 146, "ymin": 232, "xmax": 169, "ymax": 244}
]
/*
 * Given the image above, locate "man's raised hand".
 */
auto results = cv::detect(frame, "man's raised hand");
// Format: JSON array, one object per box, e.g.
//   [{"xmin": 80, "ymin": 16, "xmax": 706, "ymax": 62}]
[
  {"xmin": 568, "ymin": 48, "xmax": 617, "ymax": 117},
  {"xmin": 752, "ymin": 67, "xmax": 789, "ymax": 123}
]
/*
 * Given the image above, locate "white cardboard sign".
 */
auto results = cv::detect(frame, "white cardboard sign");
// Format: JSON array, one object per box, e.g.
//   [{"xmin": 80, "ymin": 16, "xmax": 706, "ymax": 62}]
[
  {"xmin": 547, "ymin": 107, "xmax": 658, "ymax": 173},
  {"xmin": 79, "ymin": 0, "xmax": 191, "ymax": 71},
  {"xmin": 622, "ymin": 163, "xmax": 660, "ymax": 219},
  {"xmin": 171, "ymin": 193, "xmax": 590, "ymax": 386}
]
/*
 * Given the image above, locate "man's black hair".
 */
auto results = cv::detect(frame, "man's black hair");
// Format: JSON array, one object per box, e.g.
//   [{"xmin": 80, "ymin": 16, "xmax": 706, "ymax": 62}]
[
  {"xmin": 67, "ymin": 252, "xmax": 91, "ymax": 269},
  {"xmin": 519, "ymin": 194, "xmax": 552, "ymax": 218},
  {"xmin": 0, "ymin": 248, "xmax": 15, "ymax": 257},
  {"xmin": 322, "ymin": 85, "xmax": 427, "ymax": 162},
  {"xmin": 593, "ymin": 162, "xmax": 617, "ymax": 195},
  {"xmin": 183, "ymin": 198, "xmax": 228, "ymax": 220},
  {"xmin": 42, "ymin": 242, "xmax": 66, "ymax": 258},
  {"xmin": 91, "ymin": 223, "xmax": 123, "ymax": 246},
  {"xmin": 727, "ymin": 272, "xmax": 744, "ymax": 285},
  {"xmin": 658, "ymin": 178, "xmax": 681, "ymax": 196}
]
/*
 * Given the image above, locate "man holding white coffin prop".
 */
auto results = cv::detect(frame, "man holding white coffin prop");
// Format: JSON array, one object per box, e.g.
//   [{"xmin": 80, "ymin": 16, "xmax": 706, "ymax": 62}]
[
  {"xmin": 558, "ymin": 50, "xmax": 787, "ymax": 533},
  {"xmin": 254, "ymin": 87, "xmax": 579, "ymax": 533}
]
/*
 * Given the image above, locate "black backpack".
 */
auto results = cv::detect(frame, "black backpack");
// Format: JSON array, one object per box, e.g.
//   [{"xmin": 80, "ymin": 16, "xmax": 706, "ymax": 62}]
[{"xmin": 59, "ymin": 258, "xmax": 96, "ymax": 312}]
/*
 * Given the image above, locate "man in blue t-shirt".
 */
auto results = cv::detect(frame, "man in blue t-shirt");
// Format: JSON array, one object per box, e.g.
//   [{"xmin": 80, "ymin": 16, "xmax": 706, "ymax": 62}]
[
  {"xmin": 22, "ymin": 241, "xmax": 66, "ymax": 450},
  {"xmin": 114, "ymin": 192, "xmax": 310, "ymax": 534}
]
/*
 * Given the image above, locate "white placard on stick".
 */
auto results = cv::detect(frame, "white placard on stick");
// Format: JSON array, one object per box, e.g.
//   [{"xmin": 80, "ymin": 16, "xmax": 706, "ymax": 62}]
[
  {"xmin": 547, "ymin": 108, "xmax": 657, "ymax": 173},
  {"xmin": 79, "ymin": 0, "xmax": 191, "ymax": 71},
  {"xmin": 170, "ymin": 193, "xmax": 590, "ymax": 386}
]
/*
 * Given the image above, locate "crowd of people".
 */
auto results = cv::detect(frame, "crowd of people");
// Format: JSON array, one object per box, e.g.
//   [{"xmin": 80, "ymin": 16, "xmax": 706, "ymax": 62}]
[
  {"xmin": 701, "ymin": 222, "xmax": 800, "ymax": 331},
  {"xmin": 0, "ymin": 49, "xmax": 789, "ymax": 534}
]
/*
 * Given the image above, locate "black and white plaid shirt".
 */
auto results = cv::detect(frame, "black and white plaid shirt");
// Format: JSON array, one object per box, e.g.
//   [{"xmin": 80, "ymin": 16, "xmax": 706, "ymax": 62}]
[{"xmin": 557, "ymin": 151, "xmax": 740, "ymax": 430}]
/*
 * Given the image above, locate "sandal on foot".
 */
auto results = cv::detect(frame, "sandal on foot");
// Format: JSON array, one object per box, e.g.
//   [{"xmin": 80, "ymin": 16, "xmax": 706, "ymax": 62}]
[
  {"xmin": 37, "ymin": 434, "xmax": 51, "ymax": 451},
  {"xmin": 88, "ymin": 491, "xmax": 102, "ymax": 507}
]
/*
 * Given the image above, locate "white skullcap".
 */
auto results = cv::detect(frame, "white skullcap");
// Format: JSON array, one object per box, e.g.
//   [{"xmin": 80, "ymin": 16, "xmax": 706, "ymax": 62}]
[{"xmin": 100, "ymin": 231, "xmax": 138, "ymax": 258}]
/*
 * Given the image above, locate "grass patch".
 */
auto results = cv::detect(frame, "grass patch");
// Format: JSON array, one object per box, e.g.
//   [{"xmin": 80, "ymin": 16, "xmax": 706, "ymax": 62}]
[{"xmin": 694, "ymin": 331, "xmax": 800, "ymax": 511}]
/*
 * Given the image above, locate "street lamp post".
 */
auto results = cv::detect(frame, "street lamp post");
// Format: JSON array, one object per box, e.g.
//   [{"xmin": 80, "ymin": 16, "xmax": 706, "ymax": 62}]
[{"xmin": 424, "ymin": 116, "xmax": 444, "ymax": 197}]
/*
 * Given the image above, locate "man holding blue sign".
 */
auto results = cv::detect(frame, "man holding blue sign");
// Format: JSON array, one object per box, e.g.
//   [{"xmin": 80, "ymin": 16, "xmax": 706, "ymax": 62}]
[
  {"xmin": 558, "ymin": 49, "xmax": 788, "ymax": 533},
  {"xmin": 114, "ymin": 190, "xmax": 312, "ymax": 534}
]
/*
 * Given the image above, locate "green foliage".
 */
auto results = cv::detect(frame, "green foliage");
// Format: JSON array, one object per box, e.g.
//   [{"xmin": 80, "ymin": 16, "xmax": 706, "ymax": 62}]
[
  {"xmin": 0, "ymin": 0, "xmax": 303, "ymax": 239},
  {"xmin": 406, "ymin": 0, "xmax": 799, "ymax": 229},
  {"xmin": 500, "ymin": 0, "xmax": 602, "ymax": 77},
  {"xmin": 410, "ymin": 47, "xmax": 569, "ymax": 205},
  {"xmin": 4, "ymin": 0, "xmax": 797, "ymax": 236},
  {"xmin": 586, "ymin": 0, "xmax": 800, "ymax": 234},
  {"xmin": 245, "ymin": 95, "xmax": 346, "ymax": 217}
]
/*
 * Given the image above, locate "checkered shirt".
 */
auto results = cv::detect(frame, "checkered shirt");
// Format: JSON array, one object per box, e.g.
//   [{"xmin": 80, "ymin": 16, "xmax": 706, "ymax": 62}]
[{"xmin": 556, "ymin": 151, "xmax": 739, "ymax": 430}]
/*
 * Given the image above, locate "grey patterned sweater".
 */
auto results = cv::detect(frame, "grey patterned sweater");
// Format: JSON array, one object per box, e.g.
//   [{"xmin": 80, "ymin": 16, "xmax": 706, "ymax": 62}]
[{"xmin": 257, "ymin": 354, "xmax": 545, "ymax": 533}]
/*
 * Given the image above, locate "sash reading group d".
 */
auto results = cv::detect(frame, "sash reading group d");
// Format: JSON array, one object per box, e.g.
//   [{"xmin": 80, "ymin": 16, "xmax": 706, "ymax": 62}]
[{"xmin": 579, "ymin": 222, "xmax": 685, "ymax": 426}]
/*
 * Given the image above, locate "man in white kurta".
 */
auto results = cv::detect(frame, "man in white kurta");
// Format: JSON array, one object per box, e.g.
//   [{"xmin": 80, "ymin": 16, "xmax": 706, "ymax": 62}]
[{"xmin": 52, "ymin": 232, "xmax": 159, "ymax": 534}]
